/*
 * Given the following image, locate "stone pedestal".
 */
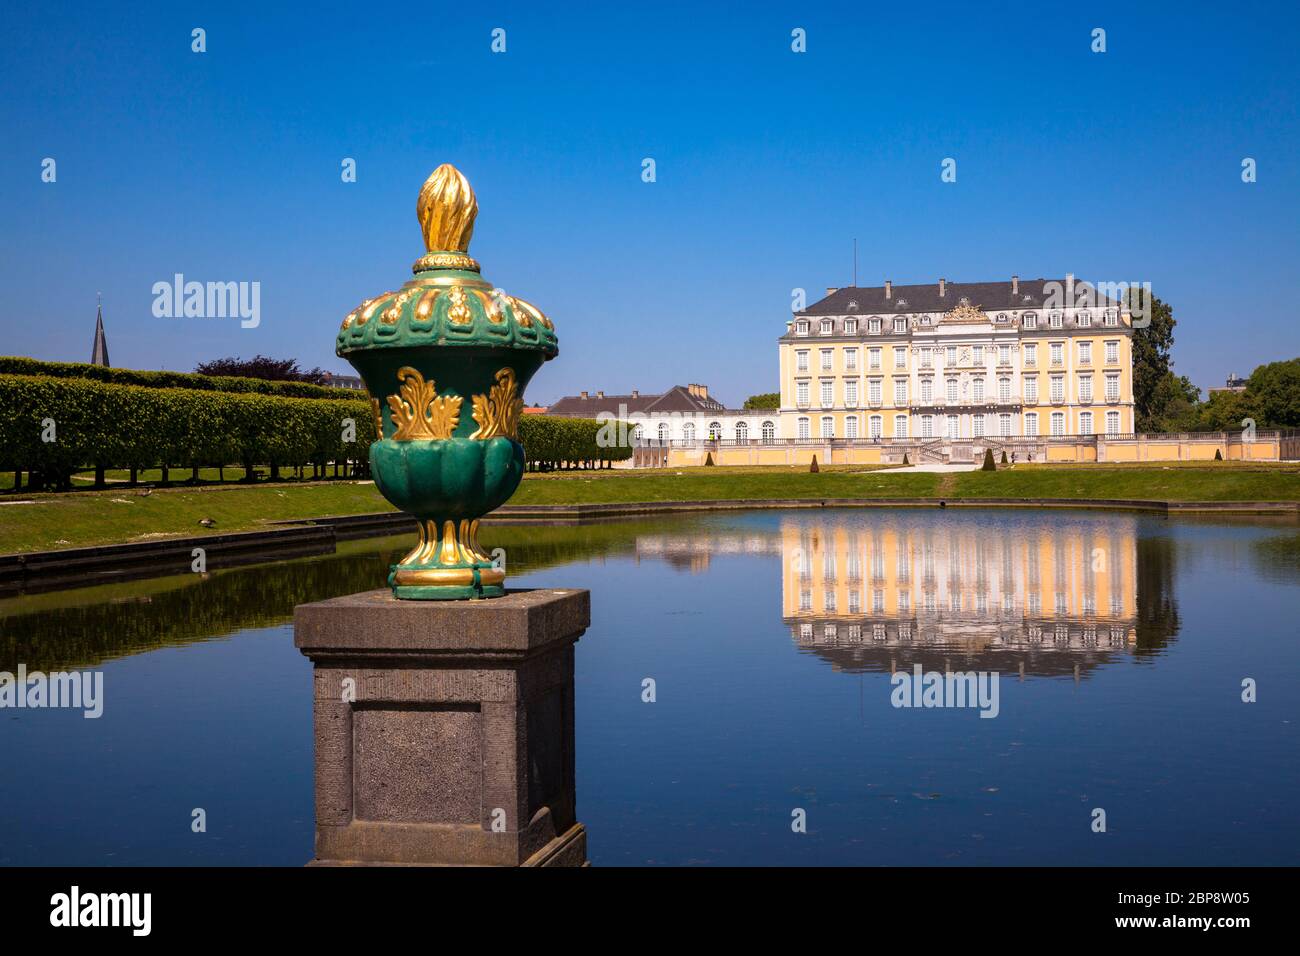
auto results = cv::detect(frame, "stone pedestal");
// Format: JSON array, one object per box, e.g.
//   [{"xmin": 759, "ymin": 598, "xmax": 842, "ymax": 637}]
[{"xmin": 293, "ymin": 588, "xmax": 589, "ymax": 866}]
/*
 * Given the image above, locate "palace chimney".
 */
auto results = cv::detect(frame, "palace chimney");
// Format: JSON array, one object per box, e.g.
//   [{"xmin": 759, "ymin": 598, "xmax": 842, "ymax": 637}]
[
  {"xmin": 1011, "ymin": 275, "xmax": 1019, "ymax": 295},
  {"xmin": 884, "ymin": 280, "xmax": 892, "ymax": 300},
  {"xmin": 826, "ymin": 287, "xmax": 838, "ymax": 297},
  {"xmin": 1066, "ymin": 273, "xmax": 1075, "ymax": 302},
  {"xmin": 596, "ymin": 390, "xmax": 604, "ymax": 398},
  {"xmin": 939, "ymin": 278, "xmax": 946, "ymax": 298},
  {"xmin": 580, "ymin": 390, "xmax": 588, "ymax": 399}
]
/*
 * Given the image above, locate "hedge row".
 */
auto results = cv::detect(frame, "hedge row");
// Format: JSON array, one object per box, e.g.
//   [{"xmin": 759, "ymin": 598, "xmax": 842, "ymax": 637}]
[
  {"xmin": 0, "ymin": 374, "xmax": 375, "ymax": 488},
  {"xmin": 0, "ymin": 356, "xmax": 357, "ymax": 400},
  {"xmin": 518, "ymin": 415, "xmax": 634, "ymax": 470},
  {"xmin": 0, "ymin": 376, "xmax": 630, "ymax": 488}
]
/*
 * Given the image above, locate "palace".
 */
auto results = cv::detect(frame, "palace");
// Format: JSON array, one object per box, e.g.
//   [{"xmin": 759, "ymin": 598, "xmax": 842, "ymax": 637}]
[{"xmin": 779, "ymin": 275, "xmax": 1135, "ymax": 443}]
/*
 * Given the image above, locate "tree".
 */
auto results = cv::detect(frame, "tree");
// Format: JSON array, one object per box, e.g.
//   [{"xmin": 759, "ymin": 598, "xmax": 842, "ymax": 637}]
[
  {"xmin": 743, "ymin": 392, "xmax": 780, "ymax": 410},
  {"xmin": 195, "ymin": 355, "xmax": 329, "ymax": 385},
  {"xmin": 981, "ymin": 448, "xmax": 996, "ymax": 470},
  {"xmin": 1144, "ymin": 372, "xmax": 1201, "ymax": 432},
  {"xmin": 1128, "ymin": 291, "xmax": 1177, "ymax": 431},
  {"xmin": 1244, "ymin": 358, "xmax": 1300, "ymax": 427}
]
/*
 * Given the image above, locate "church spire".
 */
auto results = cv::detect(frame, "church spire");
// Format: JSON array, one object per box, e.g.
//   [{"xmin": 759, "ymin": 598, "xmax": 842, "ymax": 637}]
[{"xmin": 91, "ymin": 293, "xmax": 110, "ymax": 367}]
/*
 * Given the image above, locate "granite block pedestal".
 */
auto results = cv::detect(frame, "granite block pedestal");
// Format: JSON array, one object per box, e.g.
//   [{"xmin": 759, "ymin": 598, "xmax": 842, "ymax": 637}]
[{"xmin": 293, "ymin": 588, "xmax": 589, "ymax": 866}]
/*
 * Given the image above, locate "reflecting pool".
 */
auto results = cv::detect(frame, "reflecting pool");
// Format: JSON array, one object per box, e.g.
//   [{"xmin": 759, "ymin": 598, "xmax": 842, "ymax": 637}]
[{"xmin": 2, "ymin": 509, "xmax": 1298, "ymax": 865}]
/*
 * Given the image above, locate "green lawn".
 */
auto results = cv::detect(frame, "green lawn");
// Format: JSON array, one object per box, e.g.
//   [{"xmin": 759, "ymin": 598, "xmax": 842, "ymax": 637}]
[{"xmin": 1, "ymin": 463, "xmax": 1298, "ymax": 556}]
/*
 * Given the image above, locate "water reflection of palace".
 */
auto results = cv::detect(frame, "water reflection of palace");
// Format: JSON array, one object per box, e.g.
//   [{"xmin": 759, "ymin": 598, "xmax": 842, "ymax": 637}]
[{"xmin": 779, "ymin": 513, "xmax": 1159, "ymax": 678}]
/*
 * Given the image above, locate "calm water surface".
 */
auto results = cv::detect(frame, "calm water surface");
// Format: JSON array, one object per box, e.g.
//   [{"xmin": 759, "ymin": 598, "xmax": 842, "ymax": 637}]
[{"xmin": 2, "ymin": 508, "xmax": 1298, "ymax": 865}]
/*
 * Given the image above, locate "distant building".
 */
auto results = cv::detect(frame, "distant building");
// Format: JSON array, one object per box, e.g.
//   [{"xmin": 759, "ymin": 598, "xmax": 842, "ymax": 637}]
[
  {"xmin": 1208, "ymin": 373, "xmax": 1248, "ymax": 395},
  {"xmin": 523, "ymin": 405, "xmax": 549, "ymax": 415},
  {"xmin": 546, "ymin": 384, "xmax": 774, "ymax": 444},
  {"xmin": 91, "ymin": 296, "xmax": 110, "ymax": 367},
  {"xmin": 321, "ymin": 371, "xmax": 365, "ymax": 391}
]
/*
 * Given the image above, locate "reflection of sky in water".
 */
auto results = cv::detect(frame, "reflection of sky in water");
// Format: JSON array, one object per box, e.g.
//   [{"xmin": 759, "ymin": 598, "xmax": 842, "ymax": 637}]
[{"xmin": 1, "ymin": 509, "xmax": 1297, "ymax": 865}]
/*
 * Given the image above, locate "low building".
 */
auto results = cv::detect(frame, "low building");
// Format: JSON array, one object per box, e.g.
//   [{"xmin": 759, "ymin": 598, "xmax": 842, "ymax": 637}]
[
  {"xmin": 1208, "ymin": 373, "xmax": 1248, "ymax": 395},
  {"xmin": 321, "ymin": 371, "xmax": 365, "ymax": 391},
  {"xmin": 545, "ymin": 384, "xmax": 777, "ymax": 447}
]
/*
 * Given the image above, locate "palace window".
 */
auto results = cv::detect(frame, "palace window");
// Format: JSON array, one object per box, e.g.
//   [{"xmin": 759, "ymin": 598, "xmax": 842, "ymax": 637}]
[
  {"xmin": 844, "ymin": 348, "xmax": 858, "ymax": 370},
  {"xmin": 920, "ymin": 348, "xmax": 933, "ymax": 368},
  {"xmin": 1024, "ymin": 377, "xmax": 1038, "ymax": 404},
  {"xmin": 796, "ymin": 320, "xmax": 809, "ymax": 335},
  {"xmin": 1025, "ymin": 412, "xmax": 1038, "ymax": 434},
  {"xmin": 1050, "ymin": 342, "xmax": 1063, "ymax": 366},
  {"xmin": 735, "ymin": 421, "xmax": 748, "ymax": 443},
  {"xmin": 1079, "ymin": 341, "xmax": 1092, "ymax": 364},
  {"xmin": 708, "ymin": 421, "xmax": 722, "ymax": 440},
  {"xmin": 893, "ymin": 317, "xmax": 907, "ymax": 333},
  {"xmin": 869, "ymin": 378, "xmax": 882, "ymax": 405},
  {"xmin": 946, "ymin": 346, "xmax": 958, "ymax": 365},
  {"xmin": 1051, "ymin": 412, "xmax": 1065, "ymax": 436},
  {"xmin": 821, "ymin": 349, "xmax": 833, "ymax": 370},
  {"xmin": 845, "ymin": 379, "xmax": 859, "ymax": 407},
  {"xmin": 1024, "ymin": 343, "xmax": 1037, "ymax": 366},
  {"xmin": 820, "ymin": 319, "xmax": 833, "ymax": 335},
  {"xmin": 821, "ymin": 416, "xmax": 834, "ymax": 439},
  {"xmin": 996, "ymin": 313, "xmax": 1008, "ymax": 324},
  {"xmin": 1079, "ymin": 375, "xmax": 1092, "ymax": 402},
  {"xmin": 972, "ymin": 413, "xmax": 985, "ymax": 437},
  {"xmin": 1106, "ymin": 374, "xmax": 1120, "ymax": 402},
  {"xmin": 999, "ymin": 413, "xmax": 1012, "ymax": 436},
  {"xmin": 895, "ymin": 415, "xmax": 908, "ymax": 437},
  {"xmin": 821, "ymin": 380, "xmax": 834, "ymax": 406},
  {"xmin": 998, "ymin": 378, "xmax": 1011, "ymax": 402},
  {"xmin": 972, "ymin": 378, "xmax": 985, "ymax": 402},
  {"xmin": 1104, "ymin": 309, "xmax": 1118, "ymax": 327},
  {"xmin": 1077, "ymin": 310, "xmax": 1091, "ymax": 328},
  {"xmin": 796, "ymin": 350, "xmax": 809, "ymax": 371},
  {"xmin": 972, "ymin": 345, "xmax": 983, "ymax": 364},
  {"xmin": 894, "ymin": 347, "xmax": 907, "ymax": 368},
  {"xmin": 921, "ymin": 415, "xmax": 934, "ymax": 438},
  {"xmin": 845, "ymin": 415, "xmax": 858, "ymax": 439},
  {"xmin": 844, "ymin": 318, "xmax": 858, "ymax": 334},
  {"xmin": 796, "ymin": 381, "xmax": 809, "ymax": 406},
  {"xmin": 1049, "ymin": 310, "xmax": 1063, "ymax": 328},
  {"xmin": 868, "ymin": 347, "xmax": 882, "ymax": 369},
  {"xmin": 683, "ymin": 422, "xmax": 695, "ymax": 442},
  {"xmin": 1023, "ymin": 312, "xmax": 1038, "ymax": 329},
  {"xmin": 1105, "ymin": 341, "xmax": 1119, "ymax": 364},
  {"xmin": 1106, "ymin": 410, "xmax": 1120, "ymax": 434},
  {"xmin": 762, "ymin": 420, "xmax": 775, "ymax": 443},
  {"xmin": 797, "ymin": 417, "xmax": 809, "ymax": 440},
  {"xmin": 894, "ymin": 379, "xmax": 907, "ymax": 405},
  {"xmin": 1050, "ymin": 375, "xmax": 1064, "ymax": 403},
  {"xmin": 1079, "ymin": 411, "xmax": 1093, "ymax": 434},
  {"xmin": 868, "ymin": 318, "xmax": 881, "ymax": 334},
  {"xmin": 658, "ymin": 422, "xmax": 669, "ymax": 442},
  {"xmin": 869, "ymin": 415, "xmax": 882, "ymax": 439},
  {"xmin": 946, "ymin": 414, "xmax": 959, "ymax": 438},
  {"xmin": 920, "ymin": 378, "xmax": 933, "ymax": 402},
  {"xmin": 998, "ymin": 345, "xmax": 1011, "ymax": 366},
  {"xmin": 946, "ymin": 378, "xmax": 958, "ymax": 403}
]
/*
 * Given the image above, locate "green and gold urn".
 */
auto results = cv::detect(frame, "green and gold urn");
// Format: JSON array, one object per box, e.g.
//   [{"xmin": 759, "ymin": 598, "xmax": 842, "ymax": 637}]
[{"xmin": 337, "ymin": 164, "xmax": 557, "ymax": 599}]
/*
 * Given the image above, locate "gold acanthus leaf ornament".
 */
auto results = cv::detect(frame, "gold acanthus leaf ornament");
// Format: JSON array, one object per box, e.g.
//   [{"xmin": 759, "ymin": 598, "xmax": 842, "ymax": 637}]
[
  {"xmin": 471, "ymin": 368, "xmax": 523, "ymax": 440},
  {"xmin": 387, "ymin": 367, "xmax": 462, "ymax": 440},
  {"xmin": 416, "ymin": 164, "xmax": 477, "ymax": 254}
]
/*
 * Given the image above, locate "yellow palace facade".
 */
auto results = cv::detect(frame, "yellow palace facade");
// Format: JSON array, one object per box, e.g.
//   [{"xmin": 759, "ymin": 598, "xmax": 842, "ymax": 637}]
[{"xmin": 778, "ymin": 276, "xmax": 1136, "ymax": 442}]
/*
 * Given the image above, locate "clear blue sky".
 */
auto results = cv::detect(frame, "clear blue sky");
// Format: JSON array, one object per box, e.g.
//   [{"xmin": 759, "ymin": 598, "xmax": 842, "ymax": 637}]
[{"xmin": 2, "ymin": 0, "xmax": 1296, "ymax": 405}]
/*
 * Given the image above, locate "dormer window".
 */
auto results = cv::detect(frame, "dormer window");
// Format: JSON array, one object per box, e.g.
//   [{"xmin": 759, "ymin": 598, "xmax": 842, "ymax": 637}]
[
  {"xmin": 996, "ymin": 312, "xmax": 1008, "ymax": 323},
  {"xmin": 920, "ymin": 314, "xmax": 931, "ymax": 325},
  {"xmin": 847, "ymin": 300, "xmax": 859, "ymax": 311},
  {"xmin": 1077, "ymin": 310, "xmax": 1091, "ymax": 328},
  {"xmin": 796, "ymin": 320, "xmax": 809, "ymax": 335},
  {"xmin": 1104, "ymin": 308, "xmax": 1118, "ymax": 326},
  {"xmin": 819, "ymin": 319, "xmax": 834, "ymax": 335},
  {"xmin": 893, "ymin": 317, "xmax": 907, "ymax": 333},
  {"xmin": 896, "ymin": 298, "xmax": 908, "ymax": 307},
  {"xmin": 844, "ymin": 318, "xmax": 858, "ymax": 334},
  {"xmin": 868, "ymin": 318, "xmax": 881, "ymax": 334},
  {"xmin": 1023, "ymin": 312, "xmax": 1037, "ymax": 329},
  {"xmin": 1049, "ymin": 310, "xmax": 1063, "ymax": 329}
]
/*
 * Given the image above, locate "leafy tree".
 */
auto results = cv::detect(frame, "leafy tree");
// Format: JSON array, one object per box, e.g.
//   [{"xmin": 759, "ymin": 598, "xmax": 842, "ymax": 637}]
[
  {"xmin": 1144, "ymin": 372, "xmax": 1201, "ymax": 432},
  {"xmin": 1128, "ymin": 291, "xmax": 1177, "ymax": 430},
  {"xmin": 1244, "ymin": 358, "xmax": 1300, "ymax": 427},
  {"xmin": 195, "ymin": 355, "xmax": 329, "ymax": 385},
  {"xmin": 743, "ymin": 392, "xmax": 780, "ymax": 410}
]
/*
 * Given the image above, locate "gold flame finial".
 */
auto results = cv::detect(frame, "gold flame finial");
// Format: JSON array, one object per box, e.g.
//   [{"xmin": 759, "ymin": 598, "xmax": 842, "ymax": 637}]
[{"xmin": 417, "ymin": 164, "xmax": 477, "ymax": 253}]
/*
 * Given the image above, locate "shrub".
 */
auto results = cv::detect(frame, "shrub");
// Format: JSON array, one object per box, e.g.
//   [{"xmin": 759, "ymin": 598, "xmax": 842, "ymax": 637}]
[{"xmin": 981, "ymin": 448, "xmax": 996, "ymax": 471}]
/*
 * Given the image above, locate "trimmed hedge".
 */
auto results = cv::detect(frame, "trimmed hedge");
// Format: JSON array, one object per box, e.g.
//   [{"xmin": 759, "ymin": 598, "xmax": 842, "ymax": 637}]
[
  {"xmin": 518, "ymin": 416, "xmax": 634, "ymax": 471},
  {"xmin": 0, "ymin": 376, "xmax": 628, "ymax": 489},
  {"xmin": 0, "ymin": 374, "xmax": 375, "ymax": 489},
  {"xmin": 0, "ymin": 356, "xmax": 358, "ymax": 400}
]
